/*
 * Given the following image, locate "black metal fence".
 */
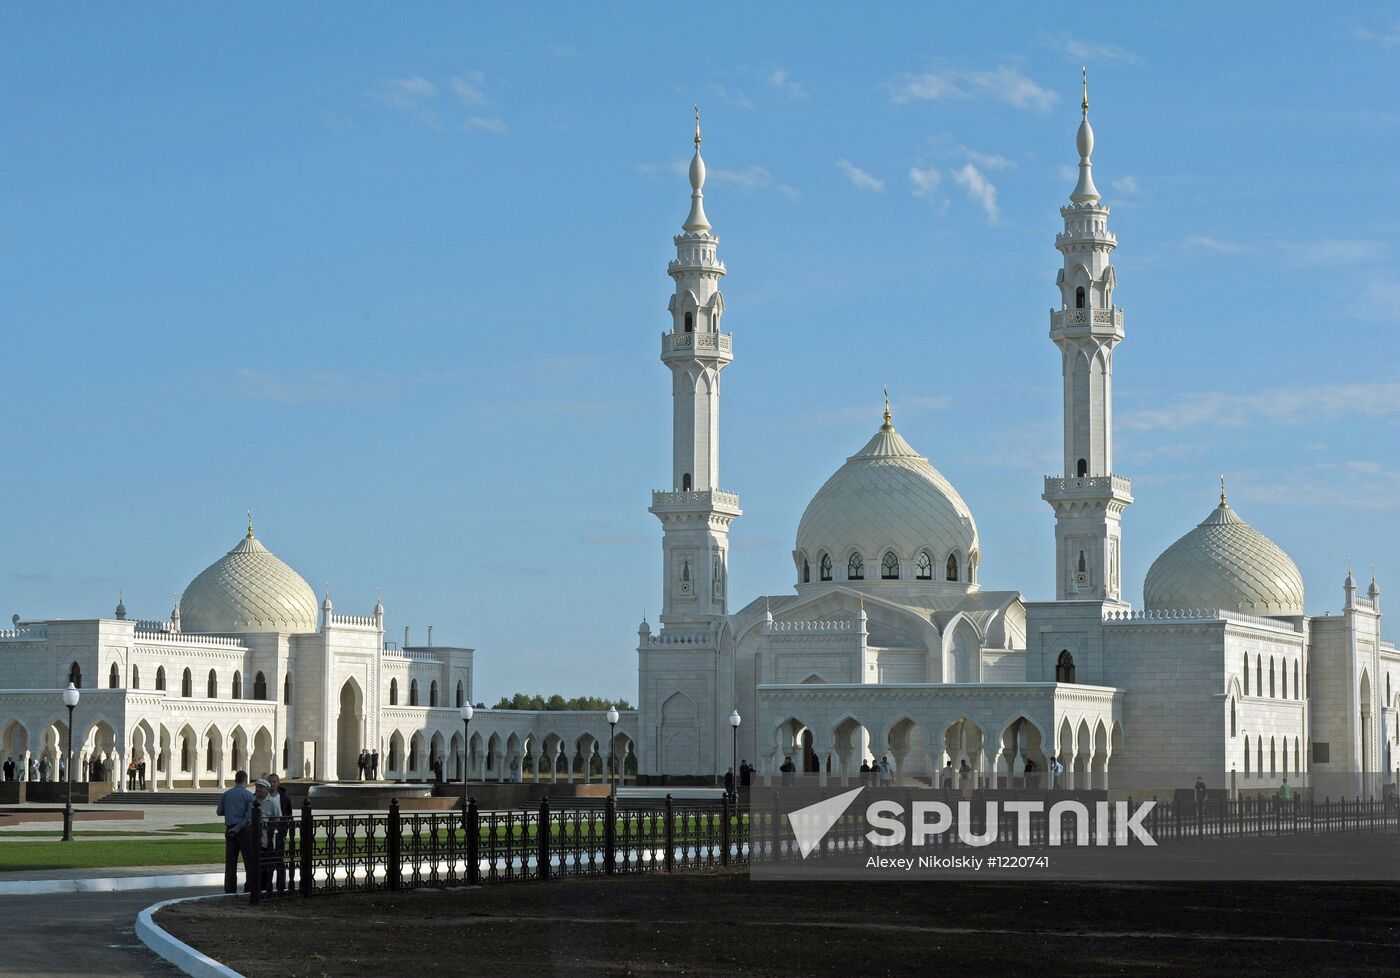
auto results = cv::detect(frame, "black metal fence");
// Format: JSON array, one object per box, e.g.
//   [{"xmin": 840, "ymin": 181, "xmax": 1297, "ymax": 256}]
[{"xmin": 245, "ymin": 791, "xmax": 1399, "ymax": 901}]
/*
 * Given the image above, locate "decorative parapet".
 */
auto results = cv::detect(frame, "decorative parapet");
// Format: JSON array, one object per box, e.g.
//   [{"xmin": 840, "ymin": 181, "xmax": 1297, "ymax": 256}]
[
  {"xmin": 649, "ymin": 488, "xmax": 742, "ymax": 515},
  {"xmin": 1049, "ymin": 307, "xmax": 1123, "ymax": 331},
  {"xmin": 328, "ymin": 613, "xmax": 380, "ymax": 628},
  {"xmin": 1102, "ymin": 608, "xmax": 1302, "ymax": 632},
  {"xmin": 0, "ymin": 624, "xmax": 45, "ymax": 640},
  {"xmin": 640, "ymin": 632, "xmax": 715, "ymax": 648},
  {"xmin": 133, "ymin": 629, "xmax": 247, "ymax": 649},
  {"xmin": 1043, "ymin": 474, "xmax": 1133, "ymax": 497},
  {"xmin": 661, "ymin": 330, "xmax": 733, "ymax": 358},
  {"xmin": 769, "ymin": 618, "xmax": 860, "ymax": 634},
  {"xmin": 134, "ymin": 619, "xmax": 177, "ymax": 633}
]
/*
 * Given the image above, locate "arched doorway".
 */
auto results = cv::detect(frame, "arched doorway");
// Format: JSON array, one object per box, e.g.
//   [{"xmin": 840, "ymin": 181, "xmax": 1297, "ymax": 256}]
[{"xmin": 336, "ymin": 679, "xmax": 364, "ymax": 781}]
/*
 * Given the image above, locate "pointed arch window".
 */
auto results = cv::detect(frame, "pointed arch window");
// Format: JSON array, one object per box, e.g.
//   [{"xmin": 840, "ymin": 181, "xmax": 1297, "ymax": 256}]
[
  {"xmin": 283, "ymin": 673, "xmax": 292, "ymax": 705},
  {"xmin": 156, "ymin": 666, "xmax": 166, "ymax": 691},
  {"xmin": 1230, "ymin": 696, "xmax": 1236, "ymax": 737},
  {"xmin": 132, "ymin": 665, "xmax": 140, "ymax": 689},
  {"xmin": 683, "ymin": 311, "xmax": 694, "ymax": 333},
  {"xmin": 232, "ymin": 671, "xmax": 243, "ymax": 699},
  {"xmin": 207, "ymin": 669, "xmax": 218, "ymax": 698},
  {"xmin": 1244, "ymin": 736, "xmax": 1250, "ymax": 775},
  {"xmin": 109, "ymin": 663, "xmax": 120, "ymax": 688},
  {"xmin": 1055, "ymin": 650, "xmax": 1076, "ymax": 683},
  {"xmin": 254, "ymin": 672, "xmax": 267, "ymax": 700},
  {"xmin": 390, "ymin": 678, "xmax": 399, "ymax": 706},
  {"xmin": 1075, "ymin": 286, "xmax": 1086, "ymax": 309},
  {"xmin": 946, "ymin": 554, "xmax": 959, "ymax": 582},
  {"xmin": 801, "ymin": 558, "xmax": 810, "ymax": 584},
  {"xmin": 182, "ymin": 668, "xmax": 193, "ymax": 698},
  {"xmin": 430, "ymin": 680, "xmax": 439, "ymax": 707},
  {"xmin": 456, "ymin": 681, "xmax": 464, "ymax": 708},
  {"xmin": 410, "ymin": 679, "xmax": 419, "ymax": 707},
  {"xmin": 915, "ymin": 551, "xmax": 933, "ymax": 580},
  {"xmin": 1243, "ymin": 654, "xmax": 1249, "ymax": 696},
  {"xmin": 68, "ymin": 662, "xmax": 82, "ymax": 688},
  {"xmin": 1269, "ymin": 657, "xmax": 1276, "ymax": 698},
  {"xmin": 1077, "ymin": 458, "xmax": 1087, "ymax": 478},
  {"xmin": 682, "ymin": 473, "xmax": 692, "ymax": 491},
  {"xmin": 880, "ymin": 552, "xmax": 900, "ymax": 580},
  {"xmin": 1295, "ymin": 661, "xmax": 1300, "ymax": 700},
  {"xmin": 847, "ymin": 553, "xmax": 864, "ymax": 581},
  {"xmin": 1281, "ymin": 660, "xmax": 1287, "ymax": 699},
  {"xmin": 819, "ymin": 553, "xmax": 832, "ymax": 582}
]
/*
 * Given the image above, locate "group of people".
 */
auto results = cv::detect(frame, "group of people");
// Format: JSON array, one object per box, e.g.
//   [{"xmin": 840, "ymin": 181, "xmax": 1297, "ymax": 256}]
[
  {"xmin": 2, "ymin": 755, "xmax": 59, "ymax": 781},
  {"xmin": 356, "ymin": 748, "xmax": 380, "ymax": 780},
  {"xmin": 216, "ymin": 769, "xmax": 293, "ymax": 896},
  {"xmin": 721, "ymin": 760, "xmax": 757, "ymax": 800},
  {"xmin": 124, "ymin": 758, "xmax": 148, "ymax": 790}
]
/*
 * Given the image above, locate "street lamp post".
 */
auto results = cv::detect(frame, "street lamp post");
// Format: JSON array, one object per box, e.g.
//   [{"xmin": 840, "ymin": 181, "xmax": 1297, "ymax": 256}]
[
  {"xmin": 729, "ymin": 710, "xmax": 741, "ymax": 794},
  {"xmin": 606, "ymin": 707, "xmax": 619, "ymax": 799},
  {"xmin": 459, "ymin": 704, "xmax": 474, "ymax": 818},
  {"xmin": 61, "ymin": 682, "xmax": 79, "ymax": 842}
]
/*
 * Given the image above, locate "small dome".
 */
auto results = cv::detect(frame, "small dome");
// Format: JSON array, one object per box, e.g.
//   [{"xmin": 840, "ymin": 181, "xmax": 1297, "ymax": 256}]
[
  {"xmin": 795, "ymin": 414, "xmax": 978, "ymax": 582},
  {"xmin": 1144, "ymin": 498, "xmax": 1304, "ymax": 616},
  {"xmin": 180, "ymin": 529, "xmax": 319, "ymax": 634}
]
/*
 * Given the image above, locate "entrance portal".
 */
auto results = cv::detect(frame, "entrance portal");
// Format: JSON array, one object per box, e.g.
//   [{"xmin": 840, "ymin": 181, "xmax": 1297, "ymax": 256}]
[{"xmin": 337, "ymin": 679, "xmax": 364, "ymax": 780}]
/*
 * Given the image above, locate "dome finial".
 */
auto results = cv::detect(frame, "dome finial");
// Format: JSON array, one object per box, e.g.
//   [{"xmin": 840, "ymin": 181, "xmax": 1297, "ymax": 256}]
[
  {"xmin": 882, "ymin": 386, "xmax": 892, "ymax": 429},
  {"xmin": 683, "ymin": 107, "xmax": 711, "ymax": 233},
  {"xmin": 1070, "ymin": 70, "xmax": 1100, "ymax": 204},
  {"xmin": 1081, "ymin": 65, "xmax": 1088, "ymax": 117},
  {"xmin": 1219, "ymin": 474, "xmax": 1227, "ymax": 507},
  {"xmin": 694, "ymin": 103, "xmax": 701, "ymax": 151},
  {"xmin": 246, "ymin": 508, "xmax": 254, "ymax": 539}
]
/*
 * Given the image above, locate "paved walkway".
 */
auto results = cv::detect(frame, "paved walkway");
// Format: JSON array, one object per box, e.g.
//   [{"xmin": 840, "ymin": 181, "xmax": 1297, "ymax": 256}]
[{"xmin": 0, "ymin": 886, "xmax": 220, "ymax": 976}]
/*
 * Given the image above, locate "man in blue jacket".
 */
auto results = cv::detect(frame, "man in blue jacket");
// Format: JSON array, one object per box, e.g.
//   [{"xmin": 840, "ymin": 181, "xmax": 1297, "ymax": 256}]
[{"xmin": 216, "ymin": 770, "xmax": 255, "ymax": 894}]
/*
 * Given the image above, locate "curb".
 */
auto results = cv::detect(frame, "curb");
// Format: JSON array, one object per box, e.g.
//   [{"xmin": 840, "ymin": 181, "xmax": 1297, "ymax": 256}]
[
  {"xmin": 136, "ymin": 893, "xmax": 246, "ymax": 978},
  {"xmin": 0, "ymin": 870, "xmax": 223, "ymax": 895}
]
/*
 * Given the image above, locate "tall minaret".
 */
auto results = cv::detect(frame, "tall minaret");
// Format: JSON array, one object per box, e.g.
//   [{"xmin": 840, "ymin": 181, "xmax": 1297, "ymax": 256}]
[
  {"xmin": 649, "ymin": 110, "xmax": 741, "ymax": 627},
  {"xmin": 1042, "ymin": 71, "xmax": 1133, "ymax": 603}
]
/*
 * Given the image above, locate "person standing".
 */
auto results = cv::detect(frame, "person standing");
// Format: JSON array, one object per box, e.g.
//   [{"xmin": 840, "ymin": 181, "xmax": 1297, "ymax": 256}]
[
  {"xmin": 779, "ymin": 755, "xmax": 796, "ymax": 787},
  {"xmin": 2, "ymin": 756, "xmax": 12, "ymax": 781},
  {"xmin": 370, "ymin": 749, "xmax": 380, "ymax": 780},
  {"xmin": 37, "ymin": 756, "xmax": 48, "ymax": 781},
  {"xmin": 1279, "ymin": 777, "xmax": 1291, "ymax": 802},
  {"xmin": 942, "ymin": 760, "xmax": 955, "ymax": 789},
  {"xmin": 1194, "ymin": 776, "xmax": 1208, "ymax": 819},
  {"xmin": 738, "ymin": 760, "xmax": 752, "ymax": 790},
  {"xmin": 267, "ymin": 773, "xmax": 292, "ymax": 893},
  {"xmin": 1049, "ymin": 755, "xmax": 1064, "ymax": 790},
  {"xmin": 356, "ymin": 749, "xmax": 367, "ymax": 782},
  {"xmin": 138, "ymin": 758, "xmax": 147, "ymax": 790},
  {"xmin": 216, "ymin": 770, "xmax": 256, "ymax": 895},
  {"xmin": 127, "ymin": 760, "xmax": 137, "ymax": 790},
  {"xmin": 723, "ymin": 766, "xmax": 735, "ymax": 802},
  {"xmin": 253, "ymin": 778, "xmax": 280, "ymax": 895}
]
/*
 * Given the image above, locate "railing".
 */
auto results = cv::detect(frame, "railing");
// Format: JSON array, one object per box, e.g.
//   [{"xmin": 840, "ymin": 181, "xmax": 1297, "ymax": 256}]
[
  {"xmin": 660, "ymin": 331, "xmax": 733, "ymax": 357},
  {"xmin": 244, "ymin": 790, "xmax": 1398, "ymax": 902},
  {"xmin": 649, "ymin": 488, "xmax": 741, "ymax": 511}
]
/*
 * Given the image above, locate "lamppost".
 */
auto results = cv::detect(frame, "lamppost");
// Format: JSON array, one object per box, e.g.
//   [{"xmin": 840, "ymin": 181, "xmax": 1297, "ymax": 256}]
[
  {"xmin": 606, "ymin": 707, "xmax": 619, "ymax": 799},
  {"xmin": 459, "ymin": 703, "xmax": 473, "ymax": 817},
  {"xmin": 61, "ymin": 682, "xmax": 79, "ymax": 842},
  {"xmin": 728, "ymin": 710, "xmax": 741, "ymax": 792}
]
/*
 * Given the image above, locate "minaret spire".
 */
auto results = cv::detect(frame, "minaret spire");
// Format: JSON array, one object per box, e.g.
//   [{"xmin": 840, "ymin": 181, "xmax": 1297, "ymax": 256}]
[
  {"xmin": 1071, "ymin": 67, "xmax": 1100, "ymax": 204},
  {"xmin": 683, "ymin": 104, "xmax": 711, "ymax": 233}
]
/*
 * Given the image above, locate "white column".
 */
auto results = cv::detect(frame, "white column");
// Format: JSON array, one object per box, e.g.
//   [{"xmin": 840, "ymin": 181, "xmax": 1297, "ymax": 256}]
[{"xmin": 20, "ymin": 749, "xmax": 31, "ymax": 783}]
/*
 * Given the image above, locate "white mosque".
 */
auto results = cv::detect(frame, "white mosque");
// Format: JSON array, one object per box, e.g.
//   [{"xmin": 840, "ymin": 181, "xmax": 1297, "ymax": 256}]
[{"xmin": 1, "ymin": 83, "xmax": 1396, "ymax": 795}]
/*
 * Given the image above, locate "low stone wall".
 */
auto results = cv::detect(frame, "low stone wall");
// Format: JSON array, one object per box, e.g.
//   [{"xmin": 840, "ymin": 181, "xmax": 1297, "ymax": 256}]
[{"xmin": 2, "ymin": 781, "xmax": 114, "ymax": 804}]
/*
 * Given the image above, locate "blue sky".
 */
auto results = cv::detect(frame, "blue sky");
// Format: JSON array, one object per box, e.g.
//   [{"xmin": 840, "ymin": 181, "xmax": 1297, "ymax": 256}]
[{"xmin": 3, "ymin": 6, "xmax": 1399, "ymax": 701}]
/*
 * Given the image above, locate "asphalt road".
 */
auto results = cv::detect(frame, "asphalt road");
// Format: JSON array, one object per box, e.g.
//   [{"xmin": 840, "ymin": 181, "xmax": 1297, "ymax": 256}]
[{"xmin": 0, "ymin": 885, "xmax": 222, "ymax": 977}]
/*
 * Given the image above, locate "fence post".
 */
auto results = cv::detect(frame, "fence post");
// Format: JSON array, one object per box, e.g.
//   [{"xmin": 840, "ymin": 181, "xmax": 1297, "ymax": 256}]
[
  {"xmin": 299, "ymin": 799, "xmax": 313, "ymax": 896},
  {"xmin": 664, "ymin": 793, "xmax": 675, "ymax": 873},
  {"xmin": 604, "ymin": 794, "xmax": 616, "ymax": 875},
  {"xmin": 387, "ymin": 799, "xmax": 401, "ymax": 891},
  {"xmin": 466, "ymin": 797, "xmax": 480, "ymax": 886},
  {"xmin": 721, "ymin": 793, "xmax": 730, "ymax": 867},
  {"xmin": 538, "ymin": 796, "xmax": 551, "ymax": 881},
  {"xmin": 249, "ymin": 800, "xmax": 262, "ymax": 905},
  {"xmin": 771, "ymin": 790, "xmax": 782, "ymax": 861}
]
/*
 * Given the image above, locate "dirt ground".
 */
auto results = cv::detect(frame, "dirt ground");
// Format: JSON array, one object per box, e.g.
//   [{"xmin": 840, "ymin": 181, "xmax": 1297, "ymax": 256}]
[{"xmin": 157, "ymin": 871, "xmax": 1400, "ymax": 977}]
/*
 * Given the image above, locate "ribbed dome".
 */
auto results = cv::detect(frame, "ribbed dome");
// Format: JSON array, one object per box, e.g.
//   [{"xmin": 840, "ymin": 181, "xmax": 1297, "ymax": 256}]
[
  {"xmin": 180, "ymin": 529, "xmax": 319, "ymax": 634},
  {"xmin": 795, "ymin": 415, "xmax": 979, "ymax": 581},
  {"xmin": 1143, "ymin": 498, "xmax": 1304, "ymax": 616}
]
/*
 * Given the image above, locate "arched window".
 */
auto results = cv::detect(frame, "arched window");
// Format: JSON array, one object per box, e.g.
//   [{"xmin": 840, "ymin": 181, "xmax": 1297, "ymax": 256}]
[
  {"xmin": 390, "ymin": 678, "xmax": 398, "ymax": 706},
  {"xmin": 1269, "ymin": 657, "xmax": 1275, "ymax": 698},
  {"xmin": 1294, "ymin": 739, "xmax": 1300, "ymax": 772},
  {"xmin": 1230, "ymin": 696, "xmax": 1236, "ymax": 737},
  {"xmin": 68, "ymin": 662, "xmax": 82, "ymax": 688},
  {"xmin": 1295, "ymin": 661, "xmax": 1300, "ymax": 700},
  {"xmin": 880, "ymin": 552, "xmax": 899, "ymax": 580},
  {"xmin": 1055, "ymin": 650, "xmax": 1076, "ymax": 683},
  {"xmin": 1270, "ymin": 736, "xmax": 1276, "ymax": 776},
  {"xmin": 456, "ymin": 681, "xmax": 464, "ymax": 708},
  {"xmin": 1243, "ymin": 654, "xmax": 1249, "ymax": 696},
  {"xmin": 132, "ymin": 665, "xmax": 140, "ymax": 689},
  {"xmin": 410, "ymin": 679, "xmax": 419, "ymax": 706},
  {"xmin": 682, "ymin": 473, "xmax": 692, "ymax": 491},
  {"xmin": 253, "ymin": 672, "xmax": 267, "ymax": 700},
  {"xmin": 1076, "ymin": 458, "xmax": 1087, "ymax": 478},
  {"xmin": 430, "ymin": 680, "xmax": 438, "ymax": 707},
  {"xmin": 109, "ymin": 663, "xmax": 120, "ymax": 688},
  {"xmin": 1256, "ymin": 737, "xmax": 1262, "ymax": 775},
  {"xmin": 916, "ymin": 551, "xmax": 933, "ymax": 580},
  {"xmin": 847, "ymin": 553, "xmax": 864, "ymax": 581},
  {"xmin": 945, "ymin": 554, "xmax": 959, "ymax": 582},
  {"xmin": 207, "ymin": 669, "xmax": 218, "ymax": 698},
  {"xmin": 1075, "ymin": 286, "xmax": 1085, "ymax": 309},
  {"xmin": 283, "ymin": 673, "xmax": 291, "ymax": 705},
  {"xmin": 232, "ymin": 671, "xmax": 243, "ymax": 699},
  {"xmin": 283, "ymin": 739, "xmax": 289, "ymax": 769},
  {"xmin": 182, "ymin": 668, "xmax": 193, "ymax": 698},
  {"xmin": 181, "ymin": 738, "xmax": 192, "ymax": 772},
  {"xmin": 683, "ymin": 311, "xmax": 693, "ymax": 333},
  {"xmin": 1256, "ymin": 655, "xmax": 1262, "ymax": 693},
  {"xmin": 1243, "ymin": 735, "xmax": 1250, "ymax": 775},
  {"xmin": 802, "ymin": 558, "xmax": 810, "ymax": 584},
  {"xmin": 156, "ymin": 666, "xmax": 166, "ymax": 691},
  {"xmin": 1281, "ymin": 661, "xmax": 1287, "ymax": 699},
  {"xmin": 206, "ymin": 741, "xmax": 216, "ymax": 771},
  {"xmin": 819, "ymin": 553, "xmax": 832, "ymax": 582}
]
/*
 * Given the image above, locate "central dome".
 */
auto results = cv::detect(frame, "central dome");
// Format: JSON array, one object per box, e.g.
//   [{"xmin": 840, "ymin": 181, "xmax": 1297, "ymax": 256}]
[
  {"xmin": 180, "ymin": 526, "xmax": 320, "ymax": 634},
  {"xmin": 1143, "ymin": 494, "xmax": 1304, "ymax": 616},
  {"xmin": 795, "ymin": 412, "xmax": 979, "ymax": 584}
]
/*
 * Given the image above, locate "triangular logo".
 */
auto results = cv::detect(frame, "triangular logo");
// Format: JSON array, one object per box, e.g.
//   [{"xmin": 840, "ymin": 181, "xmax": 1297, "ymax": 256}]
[{"xmin": 787, "ymin": 787, "xmax": 864, "ymax": 858}]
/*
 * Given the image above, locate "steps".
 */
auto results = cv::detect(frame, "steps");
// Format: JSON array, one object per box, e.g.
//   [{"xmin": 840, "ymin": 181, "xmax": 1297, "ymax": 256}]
[{"xmin": 96, "ymin": 790, "xmax": 223, "ymax": 806}]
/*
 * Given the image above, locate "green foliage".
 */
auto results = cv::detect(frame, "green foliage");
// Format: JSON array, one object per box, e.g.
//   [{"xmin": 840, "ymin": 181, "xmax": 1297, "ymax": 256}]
[{"xmin": 490, "ymin": 693, "xmax": 633, "ymax": 712}]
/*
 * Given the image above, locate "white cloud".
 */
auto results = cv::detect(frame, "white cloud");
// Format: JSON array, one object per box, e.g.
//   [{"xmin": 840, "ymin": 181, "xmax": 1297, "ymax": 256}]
[
  {"xmin": 1353, "ymin": 277, "xmax": 1400, "ymax": 320},
  {"xmin": 1242, "ymin": 461, "xmax": 1400, "ymax": 511},
  {"xmin": 712, "ymin": 85, "xmax": 755, "ymax": 110},
  {"xmin": 1281, "ymin": 239, "xmax": 1388, "ymax": 266},
  {"xmin": 637, "ymin": 159, "xmax": 798, "ymax": 198},
  {"xmin": 964, "ymin": 147, "xmax": 1014, "ymax": 170},
  {"xmin": 952, "ymin": 163, "xmax": 1000, "ymax": 222},
  {"xmin": 465, "ymin": 116, "xmax": 509, "ymax": 134},
  {"xmin": 768, "ymin": 69, "xmax": 808, "ymax": 99},
  {"xmin": 909, "ymin": 166, "xmax": 941, "ymax": 197},
  {"xmin": 1353, "ymin": 23, "xmax": 1400, "ymax": 48},
  {"xmin": 890, "ymin": 66, "xmax": 1058, "ymax": 113},
  {"xmin": 1111, "ymin": 175, "xmax": 1141, "ymax": 196},
  {"xmin": 836, "ymin": 159, "xmax": 885, "ymax": 192},
  {"xmin": 373, "ymin": 75, "xmax": 441, "ymax": 127},
  {"xmin": 1121, "ymin": 381, "xmax": 1400, "ymax": 433},
  {"xmin": 451, "ymin": 72, "xmax": 489, "ymax": 107},
  {"xmin": 1046, "ymin": 35, "xmax": 1142, "ymax": 65},
  {"xmin": 1185, "ymin": 234, "xmax": 1249, "ymax": 254},
  {"xmin": 808, "ymin": 394, "xmax": 950, "ymax": 426}
]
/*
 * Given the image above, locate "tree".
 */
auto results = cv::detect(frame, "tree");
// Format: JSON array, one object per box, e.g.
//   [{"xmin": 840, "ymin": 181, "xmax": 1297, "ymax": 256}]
[{"xmin": 489, "ymin": 693, "xmax": 634, "ymax": 711}]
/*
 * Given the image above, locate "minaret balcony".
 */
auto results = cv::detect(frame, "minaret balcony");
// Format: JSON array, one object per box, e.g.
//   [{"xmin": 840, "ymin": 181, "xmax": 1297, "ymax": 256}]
[
  {"xmin": 661, "ymin": 330, "xmax": 733, "ymax": 361},
  {"xmin": 1043, "ymin": 474, "xmax": 1134, "ymax": 502},
  {"xmin": 1050, "ymin": 307, "xmax": 1123, "ymax": 331},
  {"xmin": 650, "ymin": 488, "xmax": 743, "ymax": 517}
]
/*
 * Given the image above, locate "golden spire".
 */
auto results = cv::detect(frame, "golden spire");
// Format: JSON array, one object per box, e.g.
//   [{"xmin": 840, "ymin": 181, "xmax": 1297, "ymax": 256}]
[
  {"xmin": 1219, "ymin": 474, "xmax": 1227, "ymax": 507},
  {"xmin": 693, "ymin": 104, "xmax": 701, "ymax": 150},
  {"xmin": 246, "ymin": 509, "xmax": 254, "ymax": 538},
  {"xmin": 882, "ymin": 386, "xmax": 892, "ymax": 428},
  {"xmin": 1081, "ymin": 66, "xmax": 1088, "ymax": 116}
]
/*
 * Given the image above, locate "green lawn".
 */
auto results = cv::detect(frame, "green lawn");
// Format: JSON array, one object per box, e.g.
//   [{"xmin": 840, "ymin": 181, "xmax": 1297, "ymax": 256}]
[
  {"xmin": 0, "ymin": 838, "xmax": 221, "ymax": 871},
  {"xmin": 0, "ymin": 822, "xmax": 226, "ymax": 839}
]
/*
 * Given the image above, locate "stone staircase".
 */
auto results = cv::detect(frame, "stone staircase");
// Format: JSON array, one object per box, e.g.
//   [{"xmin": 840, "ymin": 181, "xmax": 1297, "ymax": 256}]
[{"xmin": 96, "ymin": 789, "xmax": 224, "ymax": 806}]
